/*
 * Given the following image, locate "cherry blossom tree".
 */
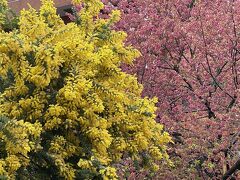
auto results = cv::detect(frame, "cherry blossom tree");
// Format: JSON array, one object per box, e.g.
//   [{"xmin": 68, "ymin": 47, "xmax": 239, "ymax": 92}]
[{"xmin": 98, "ymin": 0, "xmax": 240, "ymax": 178}]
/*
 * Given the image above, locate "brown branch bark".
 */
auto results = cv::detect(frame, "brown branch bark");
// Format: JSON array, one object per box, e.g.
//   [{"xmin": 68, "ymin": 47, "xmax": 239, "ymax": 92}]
[{"xmin": 222, "ymin": 159, "xmax": 240, "ymax": 180}]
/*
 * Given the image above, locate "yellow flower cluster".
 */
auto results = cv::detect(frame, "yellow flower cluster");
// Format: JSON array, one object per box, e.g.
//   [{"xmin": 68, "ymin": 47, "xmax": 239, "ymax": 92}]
[
  {"xmin": 0, "ymin": 0, "xmax": 172, "ymax": 179},
  {"xmin": 99, "ymin": 167, "xmax": 118, "ymax": 180},
  {"xmin": 0, "ymin": 0, "xmax": 8, "ymax": 28},
  {"xmin": 0, "ymin": 119, "xmax": 42, "ymax": 178}
]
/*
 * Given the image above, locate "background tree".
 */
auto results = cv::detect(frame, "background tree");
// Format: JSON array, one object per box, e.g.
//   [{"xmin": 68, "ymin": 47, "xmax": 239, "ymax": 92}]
[
  {"xmin": 100, "ymin": 0, "xmax": 240, "ymax": 178},
  {"xmin": 0, "ymin": 0, "xmax": 171, "ymax": 179}
]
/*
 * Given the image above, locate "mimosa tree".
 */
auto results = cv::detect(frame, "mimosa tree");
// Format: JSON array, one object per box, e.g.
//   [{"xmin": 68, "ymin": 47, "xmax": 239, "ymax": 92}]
[{"xmin": 0, "ymin": 0, "xmax": 171, "ymax": 179}]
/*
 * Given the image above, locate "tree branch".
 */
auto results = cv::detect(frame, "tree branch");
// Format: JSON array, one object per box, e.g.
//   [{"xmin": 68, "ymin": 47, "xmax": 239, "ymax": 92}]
[{"xmin": 222, "ymin": 159, "xmax": 240, "ymax": 180}]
